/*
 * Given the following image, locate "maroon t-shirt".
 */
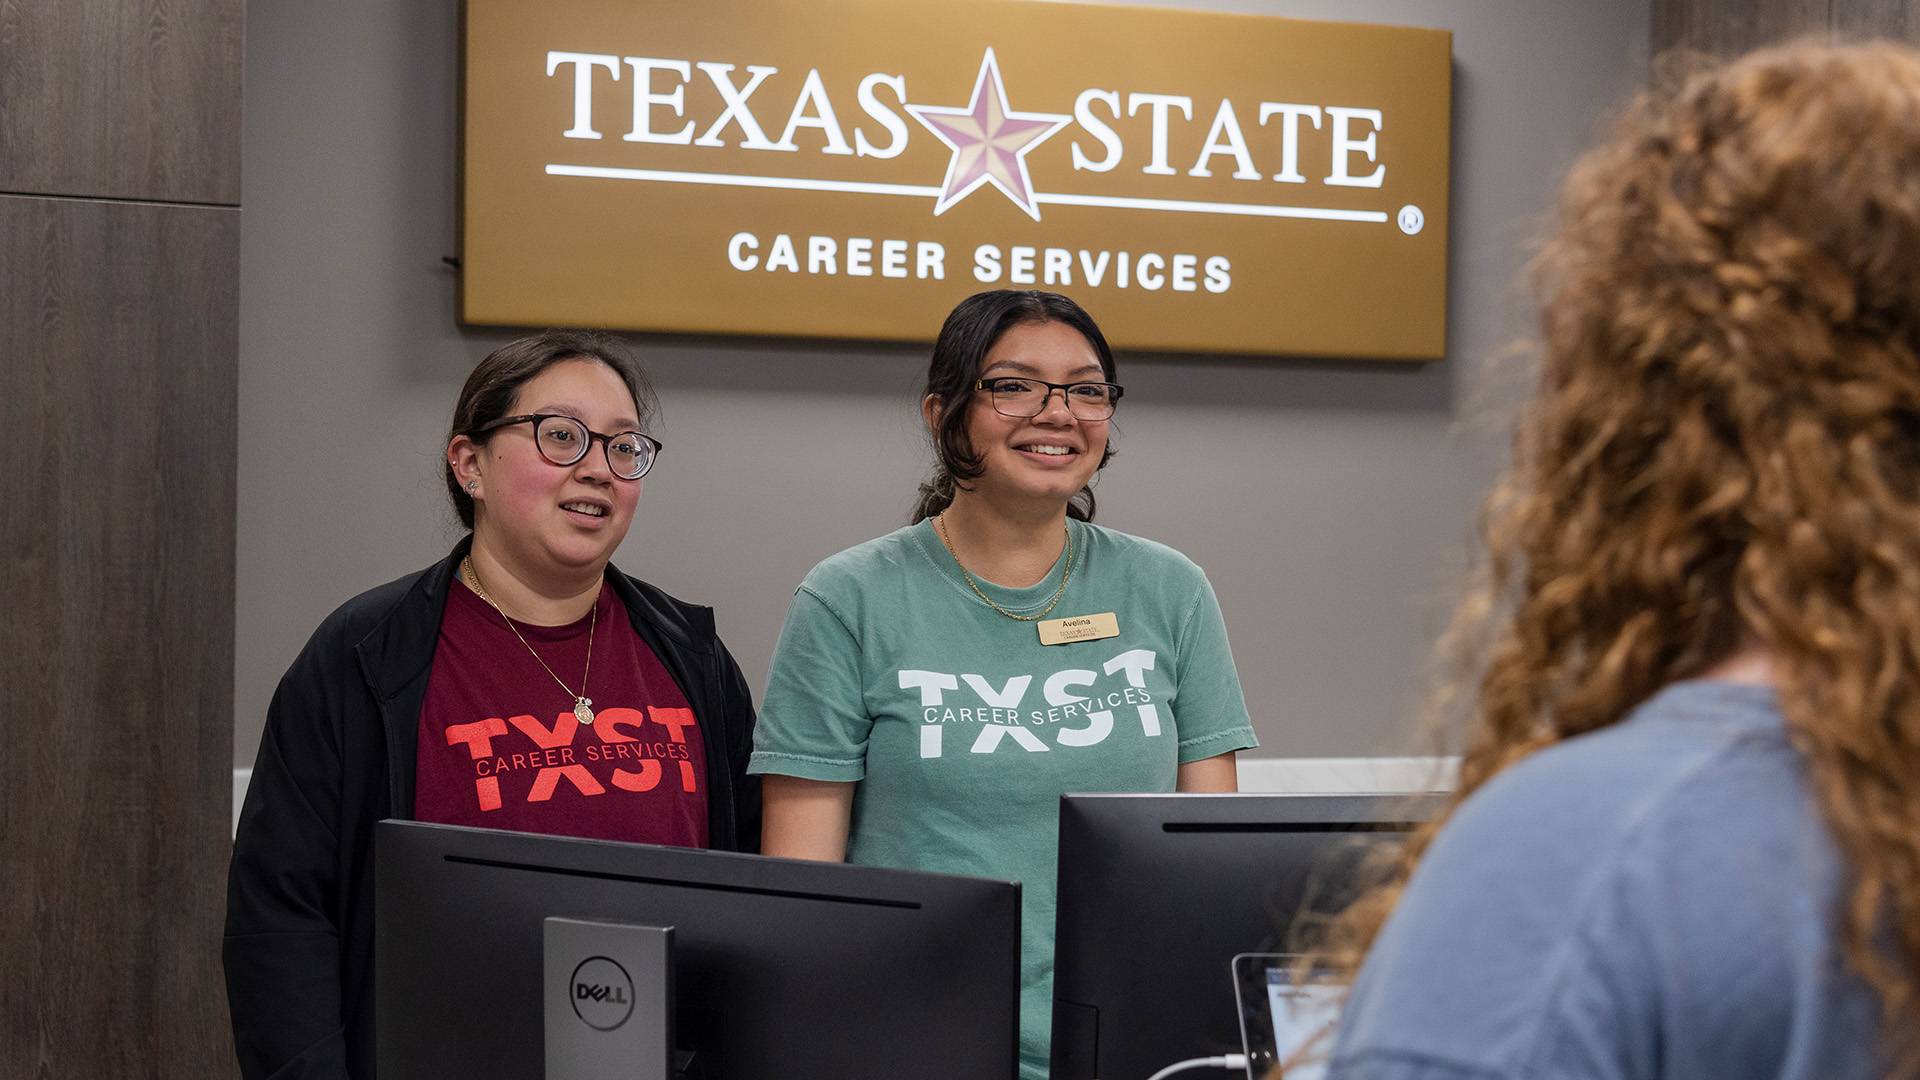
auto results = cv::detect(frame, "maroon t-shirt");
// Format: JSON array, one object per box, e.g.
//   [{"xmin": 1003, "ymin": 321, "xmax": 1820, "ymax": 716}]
[{"xmin": 414, "ymin": 577, "xmax": 710, "ymax": 848}]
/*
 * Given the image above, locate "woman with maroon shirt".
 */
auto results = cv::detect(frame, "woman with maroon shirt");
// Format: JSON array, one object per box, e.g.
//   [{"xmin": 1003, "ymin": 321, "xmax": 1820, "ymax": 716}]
[{"xmin": 224, "ymin": 330, "xmax": 760, "ymax": 1080}]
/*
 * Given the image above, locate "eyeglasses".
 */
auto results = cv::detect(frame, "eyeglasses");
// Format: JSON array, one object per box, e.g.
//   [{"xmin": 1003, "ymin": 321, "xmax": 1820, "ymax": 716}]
[
  {"xmin": 974, "ymin": 378, "xmax": 1125, "ymax": 421},
  {"xmin": 469, "ymin": 414, "xmax": 662, "ymax": 480}
]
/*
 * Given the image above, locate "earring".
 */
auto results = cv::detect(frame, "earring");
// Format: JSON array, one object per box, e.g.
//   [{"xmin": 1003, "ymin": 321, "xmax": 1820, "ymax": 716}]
[{"xmin": 466, "ymin": 480, "xmax": 478, "ymax": 494}]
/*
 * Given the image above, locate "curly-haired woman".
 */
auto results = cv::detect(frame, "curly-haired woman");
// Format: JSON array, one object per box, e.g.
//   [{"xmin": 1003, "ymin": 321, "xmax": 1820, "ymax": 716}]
[{"xmin": 1323, "ymin": 42, "xmax": 1920, "ymax": 1080}]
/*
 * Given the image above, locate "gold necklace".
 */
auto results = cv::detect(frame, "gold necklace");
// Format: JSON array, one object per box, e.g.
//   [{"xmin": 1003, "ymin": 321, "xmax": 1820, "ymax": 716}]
[
  {"xmin": 462, "ymin": 556, "xmax": 599, "ymax": 725},
  {"xmin": 935, "ymin": 513, "xmax": 1074, "ymax": 623}
]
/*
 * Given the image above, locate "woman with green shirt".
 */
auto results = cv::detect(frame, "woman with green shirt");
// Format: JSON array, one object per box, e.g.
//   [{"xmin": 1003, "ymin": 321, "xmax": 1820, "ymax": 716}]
[{"xmin": 750, "ymin": 289, "xmax": 1259, "ymax": 1079}]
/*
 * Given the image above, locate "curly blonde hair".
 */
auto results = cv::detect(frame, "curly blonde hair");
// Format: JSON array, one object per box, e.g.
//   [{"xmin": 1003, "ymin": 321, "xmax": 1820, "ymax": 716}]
[{"xmin": 1322, "ymin": 40, "xmax": 1920, "ymax": 1076}]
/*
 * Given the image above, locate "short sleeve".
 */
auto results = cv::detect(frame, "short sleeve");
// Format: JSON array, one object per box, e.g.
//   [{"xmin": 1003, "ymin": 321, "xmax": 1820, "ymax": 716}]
[
  {"xmin": 1169, "ymin": 573, "xmax": 1258, "ymax": 763},
  {"xmin": 1326, "ymin": 742, "xmax": 1668, "ymax": 1080},
  {"xmin": 1327, "ymin": 832, "xmax": 1656, "ymax": 1080},
  {"xmin": 748, "ymin": 585, "xmax": 873, "ymax": 782}
]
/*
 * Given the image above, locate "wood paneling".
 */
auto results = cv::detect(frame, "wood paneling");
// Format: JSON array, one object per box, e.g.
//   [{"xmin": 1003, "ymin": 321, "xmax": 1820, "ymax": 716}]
[
  {"xmin": 2, "ymin": 0, "xmax": 241, "ymax": 1073},
  {"xmin": 0, "ymin": 0, "xmax": 243, "ymax": 204},
  {"xmin": 0, "ymin": 194, "xmax": 238, "ymax": 1077},
  {"xmin": 1653, "ymin": 0, "xmax": 1833, "ymax": 54},
  {"xmin": 1832, "ymin": 0, "xmax": 1920, "ymax": 37},
  {"xmin": 1652, "ymin": 2, "xmax": 1920, "ymax": 62}
]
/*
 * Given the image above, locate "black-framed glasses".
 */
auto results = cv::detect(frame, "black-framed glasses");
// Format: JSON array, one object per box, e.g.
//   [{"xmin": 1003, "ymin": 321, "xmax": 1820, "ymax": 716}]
[
  {"xmin": 974, "ymin": 378, "xmax": 1125, "ymax": 421},
  {"xmin": 469, "ymin": 414, "xmax": 662, "ymax": 480}
]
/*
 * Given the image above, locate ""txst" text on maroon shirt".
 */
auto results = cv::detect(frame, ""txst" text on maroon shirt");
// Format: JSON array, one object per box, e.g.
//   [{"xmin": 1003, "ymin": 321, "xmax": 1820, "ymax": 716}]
[{"xmin": 414, "ymin": 579, "xmax": 709, "ymax": 848}]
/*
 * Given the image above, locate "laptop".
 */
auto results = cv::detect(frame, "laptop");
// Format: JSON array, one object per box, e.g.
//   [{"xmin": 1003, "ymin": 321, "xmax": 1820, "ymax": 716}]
[{"xmin": 1232, "ymin": 953, "xmax": 1343, "ymax": 1079}]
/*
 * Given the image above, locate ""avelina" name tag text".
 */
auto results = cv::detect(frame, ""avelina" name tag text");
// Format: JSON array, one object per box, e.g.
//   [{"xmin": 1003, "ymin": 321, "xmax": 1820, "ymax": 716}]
[{"xmin": 1037, "ymin": 612, "xmax": 1121, "ymax": 646}]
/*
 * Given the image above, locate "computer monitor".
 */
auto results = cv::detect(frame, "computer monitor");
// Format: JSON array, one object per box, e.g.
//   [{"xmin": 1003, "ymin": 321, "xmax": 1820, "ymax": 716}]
[
  {"xmin": 375, "ymin": 820, "xmax": 1021, "ymax": 1080},
  {"xmin": 1049, "ymin": 792, "xmax": 1440, "ymax": 1080}
]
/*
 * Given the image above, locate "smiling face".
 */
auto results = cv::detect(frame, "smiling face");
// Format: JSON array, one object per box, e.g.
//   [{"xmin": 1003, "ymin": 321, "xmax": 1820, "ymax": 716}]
[
  {"xmin": 458, "ymin": 358, "xmax": 644, "ymax": 581},
  {"xmin": 958, "ymin": 319, "xmax": 1111, "ymax": 510}
]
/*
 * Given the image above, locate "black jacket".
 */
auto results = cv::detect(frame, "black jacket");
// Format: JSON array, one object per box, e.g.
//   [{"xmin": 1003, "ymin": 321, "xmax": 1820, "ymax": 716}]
[{"xmin": 223, "ymin": 542, "xmax": 761, "ymax": 1079}]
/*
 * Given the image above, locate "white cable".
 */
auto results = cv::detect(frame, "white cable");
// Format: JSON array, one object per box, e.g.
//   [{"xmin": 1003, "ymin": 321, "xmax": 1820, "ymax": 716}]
[{"xmin": 1145, "ymin": 1053, "xmax": 1251, "ymax": 1080}]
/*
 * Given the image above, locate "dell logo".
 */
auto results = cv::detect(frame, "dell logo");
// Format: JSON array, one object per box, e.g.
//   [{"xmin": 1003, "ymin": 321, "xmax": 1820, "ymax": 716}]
[{"xmin": 568, "ymin": 956, "xmax": 635, "ymax": 1031}]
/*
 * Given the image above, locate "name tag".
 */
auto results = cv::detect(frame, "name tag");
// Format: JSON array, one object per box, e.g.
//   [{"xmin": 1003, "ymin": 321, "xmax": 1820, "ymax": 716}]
[{"xmin": 1037, "ymin": 612, "xmax": 1121, "ymax": 646}]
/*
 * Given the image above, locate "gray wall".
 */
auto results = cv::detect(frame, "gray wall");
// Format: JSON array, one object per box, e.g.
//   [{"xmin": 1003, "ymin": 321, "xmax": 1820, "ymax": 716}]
[{"xmin": 237, "ymin": 0, "xmax": 1650, "ymax": 769}]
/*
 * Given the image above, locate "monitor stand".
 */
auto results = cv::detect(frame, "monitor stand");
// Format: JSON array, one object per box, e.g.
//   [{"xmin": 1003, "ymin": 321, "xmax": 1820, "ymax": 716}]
[{"xmin": 544, "ymin": 917, "xmax": 674, "ymax": 1080}]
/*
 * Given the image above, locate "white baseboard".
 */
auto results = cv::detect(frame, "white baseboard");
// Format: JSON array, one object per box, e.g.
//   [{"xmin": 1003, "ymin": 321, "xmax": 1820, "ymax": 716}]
[
  {"xmin": 235, "ymin": 758, "xmax": 1456, "ymax": 837},
  {"xmin": 1234, "ymin": 755, "xmax": 1457, "ymax": 794},
  {"xmin": 233, "ymin": 768, "xmax": 251, "ymax": 837}
]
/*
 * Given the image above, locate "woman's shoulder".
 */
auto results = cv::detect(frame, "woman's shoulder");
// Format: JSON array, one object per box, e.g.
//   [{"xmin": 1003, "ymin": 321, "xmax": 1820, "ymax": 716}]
[
  {"xmin": 1383, "ymin": 682, "xmax": 1813, "ymax": 991},
  {"xmin": 1076, "ymin": 520, "xmax": 1209, "ymax": 583},
  {"xmin": 1437, "ymin": 682, "xmax": 1794, "ymax": 869},
  {"xmin": 307, "ymin": 560, "xmax": 443, "ymax": 648},
  {"xmin": 606, "ymin": 565, "xmax": 717, "ymax": 645},
  {"xmin": 1469, "ymin": 681, "xmax": 1787, "ymax": 814},
  {"xmin": 274, "ymin": 558, "xmax": 451, "ymax": 691},
  {"xmin": 797, "ymin": 523, "xmax": 928, "ymax": 595}
]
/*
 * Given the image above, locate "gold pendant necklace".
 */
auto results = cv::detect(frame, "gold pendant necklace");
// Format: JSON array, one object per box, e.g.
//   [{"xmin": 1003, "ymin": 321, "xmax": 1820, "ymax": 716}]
[
  {"xmin": 462, "ymin": 557, "xmax": 598, "ymax": 726},
  {"xmin": 935, "ymin": 513, "xmax": 1074, "ymax": 623}
]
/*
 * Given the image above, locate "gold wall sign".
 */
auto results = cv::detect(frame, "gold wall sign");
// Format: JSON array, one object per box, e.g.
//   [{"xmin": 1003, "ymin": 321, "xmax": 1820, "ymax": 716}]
[{"xmin": 462, "ymin": 0, "xmax": 1452, "ymax": 359}]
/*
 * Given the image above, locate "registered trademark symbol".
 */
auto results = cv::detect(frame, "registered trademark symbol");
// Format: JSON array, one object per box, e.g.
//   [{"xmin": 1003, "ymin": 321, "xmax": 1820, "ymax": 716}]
[{"xmin": 1397, "ymin": 205, "xmax": 1425, "ymax": 236}]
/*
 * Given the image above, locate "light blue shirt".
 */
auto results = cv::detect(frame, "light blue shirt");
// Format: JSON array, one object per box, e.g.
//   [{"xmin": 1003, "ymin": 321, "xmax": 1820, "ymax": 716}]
[{"xmin": 1328, "ymin": 681, "xmax": 1882, "ymax": 1080}]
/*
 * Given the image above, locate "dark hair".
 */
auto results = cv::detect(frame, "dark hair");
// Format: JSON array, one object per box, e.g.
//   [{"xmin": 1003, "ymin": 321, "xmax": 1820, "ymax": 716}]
[
  {"xmin": 444, "ymin": 329, "xmax": 659, "ymax": 529},
  {"xmin": 910, "ymin": 290, "xmax": 1119, "ymax": 523}
]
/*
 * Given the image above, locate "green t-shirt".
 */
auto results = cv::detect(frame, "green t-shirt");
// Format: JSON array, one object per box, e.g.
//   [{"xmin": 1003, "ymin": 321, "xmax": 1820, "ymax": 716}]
[{"xmin": 749, "ymin": 518, "xmax": 1258, "ymax": 1079}]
